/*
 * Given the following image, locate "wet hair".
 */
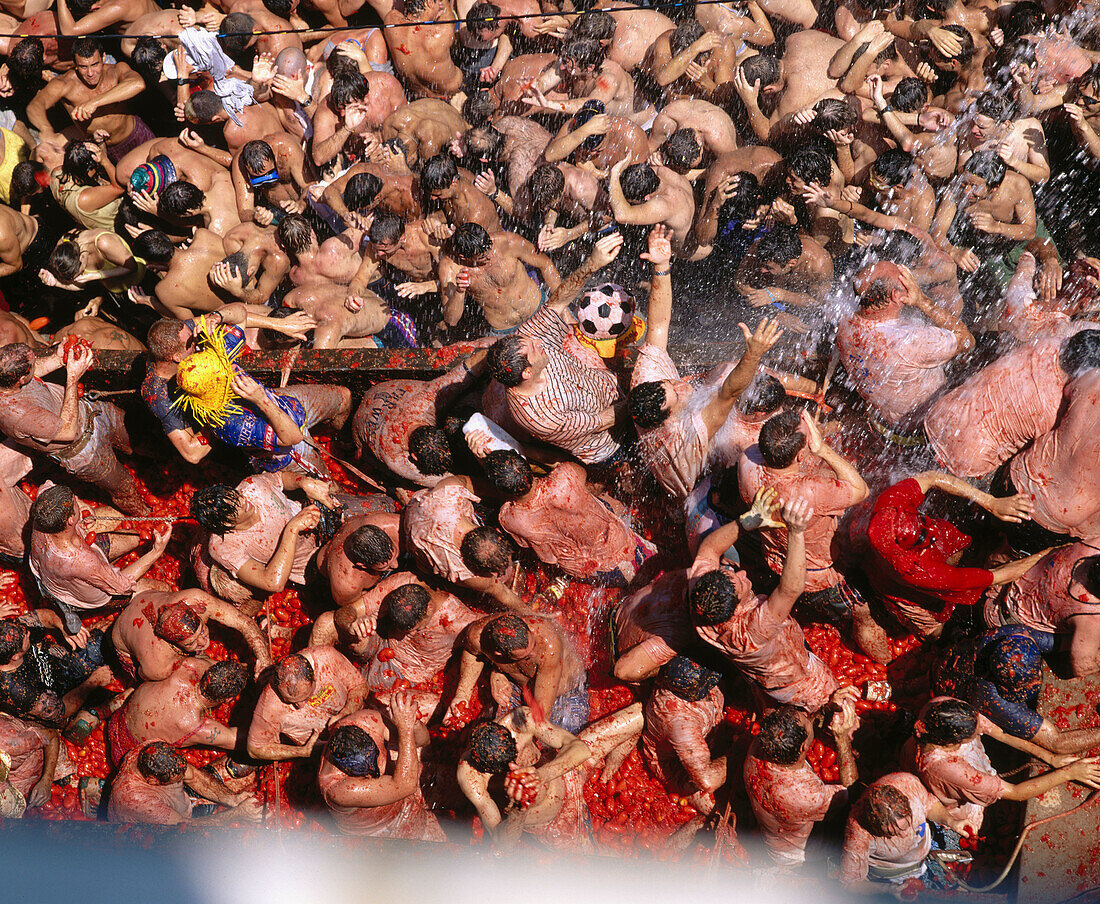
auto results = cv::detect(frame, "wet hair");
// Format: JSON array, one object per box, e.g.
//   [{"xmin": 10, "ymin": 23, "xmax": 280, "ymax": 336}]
[
  {"xmin": 274, "ymin": 653, "xmax": 314, "ymax": 694},
  {"xmin": 1060, "ymin": 329, "xmax": 1100, "ymax": 377},
  {"xmin": 47, "ymin": 239, "xmax": 82, "ymax": 281},
  {"xmin": 369, "ymin": 211, "xmax": 404, "ymax": 245},
  {"xmin": 328, "ymin": 725, "xmax": 381, "ymax": 777},
  {"xmin": 421, "ymin": 155, "xmax": 459, "ymax": 194},
  {"xmin": 871, "ymin": 148, "xmax": 913, "ymax": 188},
  {"xmin": 0, "ymin": 620, "xmax": 27, "ymax": 665},
  {"xmin": 975, "ymin": 92, "xmax": 1013, "ymax": 123},
  {"xmin": 528, "ymin": 164, "xmax": 566, "ymax": 210},
  {"xmin": 756, "ymin": 705, "xmax": 810, "ymax": 765},
  {"xmin": 10, "ymin": 161, "xmax": 46, "ymax": 205},
  {"xmin": 758, "ymin": 409, "xmax": 806, "ymax": 468},
  {"xmin": 62, "ymin": 141, "xmax": 106, "ymax": 187},
  {"xmin": 812, "ymin": 98, "xmax": 857, "ymax": 133},
  {"xmin": 690, "ymin": 569, "xmax": 740, "ymax": 626},
  {"xmin": 409, "ymin": 425, "xmax": 452, "ymax": 475},
  {"xmin": 754, "ymin": 224, "xmax": 802, "ymax": 267},
  {"xmin": 487, "ymin": 336, "xmax": 530, "ymax": 387},
  {"xmin": 661, "ymin": 129, "xmax": 703, "ymax": 173},
  {"xmin": 670, "ymin": 20, "xmax": 706, "ymax": 57},
  {"xmin": 190, "ymin": 485, "xmax": 244, "ymax": 534},
  {"xmin": 739, "ymin": 53, "xmax": 780, "ymax": 88},
  {"xmin": 717, "ymin": 172, "xmax": 762, "ymax": 230},
  {"xmin": 628, "ymin": 381, "xmax": 670, "ymax": 429},
  {"xmin": 326, "ymin": 49, "xmax": 359, "ymax": 79},
  {"xmin": 963, "ymin": 150, "xmax": 1007, "ymax": 189},
  {"xmin": 0, "ymin": 343, "xmax": 33, "ymax": 388},
  {"xmin": 1002, "ymin": 1, "xmax": 1044, "ymax": 42},
  {"xmin": 343, "ymin": 525, "xmax": 395, "ymax": 569},
  {"xmin": 879, "ymin": 230, "xmax": 924, "ymax": 268},
  {"xmin": 329, "ymin": 72, "xmax": 370, "ymax": 114},
  {"xmin": 382, "ymin": 583, "xmax": 431, "ymax": 633},
  {"xmin": 451, "ymin": 222, "xmax": 493, "ymax": 260},
  {"xmin": 137, "ymin": 742, "xmax": 187, "ymax": 783},
  {"xmin": 938, "ymin": 24, "xmax": 974, "ymax": 63},
  {"xmin": 620, "ymin": 164, "xmax": 660, "ymax": 203},
  {"xmin": 185, "ymin": 90, "xmax": 226, "ymax": 123},
  {"xmin": 857, "ymin": 784, "xmax": 913, "ymax": 837},
  {"xmin": 465, "ymin": 721, "xmax": 517, "ymax": 773},
  {"xmin": 785, "ymin": 148, "xmax": 831, "ymax": 187},
  {"xmin": 560, "ymin": 38, "xmax": 604, "ymax": 70},
  {"xmin": 657, "ymin": 655, "xmax": 721, "ymax": 702},
  {"xmin": 147, "ymin": 319, "xmax": 187, "ymax": 361},
  {"xmin": 276, "ymin": 214, "xmax": 315, "ymax": 257},
  {"xmin": 160, "ymin": 181, "xmax": 204, "ymax": 218},
  {"xmin": 31, "ymin": 485, "xmax": 75, "ymax": 534},
  {"xmin": 199, "ymin": 661, "xmax": 248, "ymax": 702},
  {"xmin": 859, "ymin": 273, "xmax": 902, "ymax": 309},
  {"xmin": 218, "ymin": 12, "xmax": 256, "ymax": 55},
  {"xmin": 569, "ymin": 10, "xmax": 615, "ymax": 42},
  {"xmin": 890, "ymin": 77, "xmax": 928, "ymax": 113},
  {"xmin": 483, "ymin": 450, "xmax": 533, "ymax": 496},
  {"xmin": 481, "ymin": 613, "xmax": 530, "ymax": 655},
  {"xmin": 462, "ymin": 91, "xmax": 499, "ymax": 128},
  {"xmin": 134, "ymin": 228, "xmax": 177, "ymax": 266},
  {"xmin": 466, "ymin": 2, "xmax": 501, "ymax": 34},
  {"xmin": 154, "ymin": 602, "xmax": 202, "ymax": 645},
  {"xmin": 263, "ymin": 0, "xmax": 294, "ymax": 16},
  {"xmin": 72, "ymin": 36, "xmax": 104, "ymax": 61},
  {"xmin": 740, "ymin": 374, "xmax": 786, "ymax": 415},
  {"xmin": 344, "ymin": 172, "xmax": 383, "ymax": 211},
  {"xmin": 919, "ymin": 698, "xmax": 978, "ymax": 746},
  {"xmin": 131, "ymin": 37, "xmax": 168, "ymax": 80},
  {"xmin": 405, "ymin": 0, "xmax": 430, "ymax": 16},
  {"xmin": 239, "ymin": 140, "xmax": 276, "ymax": 178},
  {"xmin": 460, "ymin": 526, "xmax": 514, "ymax": 577},
  {"xmin": 9, "ymin": 37, "xmax": 44, "ymax": 86}
]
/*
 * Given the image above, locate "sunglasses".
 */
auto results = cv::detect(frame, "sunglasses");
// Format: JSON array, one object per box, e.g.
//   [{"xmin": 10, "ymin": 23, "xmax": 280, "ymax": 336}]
[{"xmin": 248, "ymin": 168, "xmax": 279, "ymax": 187}]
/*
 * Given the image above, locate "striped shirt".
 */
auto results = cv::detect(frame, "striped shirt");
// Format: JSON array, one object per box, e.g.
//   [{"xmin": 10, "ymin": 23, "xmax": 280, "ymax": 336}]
[{"xmin": 505, "ymin": 306, "xmax": 622, "ymax": 464}]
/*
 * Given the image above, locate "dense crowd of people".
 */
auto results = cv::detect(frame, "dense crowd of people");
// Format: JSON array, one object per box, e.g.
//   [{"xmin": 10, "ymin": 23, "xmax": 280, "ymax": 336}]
[{"xmin": 0, "ymin": 0, "xmax": 1098, "ymax": 892}]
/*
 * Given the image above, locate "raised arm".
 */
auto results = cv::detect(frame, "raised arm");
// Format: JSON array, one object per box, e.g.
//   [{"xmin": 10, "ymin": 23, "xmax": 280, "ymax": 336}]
[
  {"xmin": 801, "ymin": 409, "xmax": 868, "ymax": 502},
  {"xmin": 233, "ymin": 506, "xmax": 320, "ymax": 593},
  {"xmin": 641, "ymin": 224, "xmax": 673, "ymax": 350},
  {"xmin": 699, "ymin": 318, "xmax": 783, "ymax": 437},
  {"xmin": 544, "ymin": 231, "xmax": 624, "ymax": 315},
  {"xmin": 763, "ymin": 498, "xmax": 812, "ymax": 622}
]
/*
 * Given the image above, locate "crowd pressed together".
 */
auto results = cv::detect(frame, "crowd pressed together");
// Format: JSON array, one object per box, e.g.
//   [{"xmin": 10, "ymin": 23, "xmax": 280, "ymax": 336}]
[{"xmin": 0, "ymin": 0, "xmax": 1098, "ymax": 892}]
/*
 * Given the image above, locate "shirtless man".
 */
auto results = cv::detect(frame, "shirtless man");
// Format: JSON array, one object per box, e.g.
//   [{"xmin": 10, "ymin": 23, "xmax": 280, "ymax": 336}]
[
  {"xmin": 315, "ymin": 512, "xmax": 402, "ymax": 606},
  {"xmin": 57, "ymin": 0, "xmax": 159, "ymax": 37},
  {"xmin": 115, "ymin": 133, "xmax": 232, "ymax": 197},
  {"xmin": 231, "ymin": 135, "xmax": 310, "ymax": 225},
  {"xmin": 133, "ymin": 227, "xmax": 236, "ymax": 319},
  {"xmin": 587, "ymin": 3, "xmax": 676, "ymax": 73},
  {"xmin": 645, "ymin": 23, "xmax": 751, "ymax": 103},
  {"xmin": 27, "ymin": 38, "xmax": 150, "ymax": 164},
  {"xmin": 246, "ymin": 647, "xmax": 367, "ymax": 761},
  {"xmin": 321, "ymin": 162, "xmax": 420, "ymax": 228},
  {"xmin": 649, "ymin": 98, "xmax": 740, "ymax": 164},
  {"xmin": 106, "ymin": 659, "xmax": 247, "ymax": 766},
  {"xmin": 445, "ymin": 612, "xmax": 588, "ymax": 731},
  {"xmin": 319, "ymin": 694, "xmax": 446, "ymax": 840},
  {"xmin": 28, "ymin": 484, "xmax": 170, "ymax": 633},
  {"xmin": 421, "ymin": 153, "xmax": 501, "ymax": 233},
  {"xmin": 383, "ymin": 0, "xmax": 463, "ymax": 100},
  {"xmin": 276, "ymin": 214, "xmax": 366, "ymax": 287},
  {"xmin": 311, "ymin": 73, "xmax": 378, "ymax": 170},
  {"xmin": 216, "ymin": 220, "xmax": 293, "ymax": 307},
  {"xmin": 111, "ymin": 588, "xmax": 272, "ymax": 682},
  {"xmin": 542, "ymin": 108, "xmax": 649, "ymax": 178},
  {"xmin": 52, "ymin": 317, "xmax": 145, "ymax": 352},
  {"xmin": 959, "ymin": 92, "xmax": 1050, "ymax": 185},
  {"xmin": 608, "ymin": 158, "xmax": 698, "ymax": 258},
  {"xmin": 283, "ymin": 282, "xmax": 396, "ymax": 349},
  {"xmin": 438, "ymin": 224, "xmax": 560, "ymax": 335},
  {"xmin": 349, "ymin": 212, "xmax": 440, "ymax": 299},
  {"xmin": 0, "ymin": 343, "xmax": 148, "ymax": 514},
  {"xmin": 183, "ymin": 91, "xmax": 286, "ymax": 154}
]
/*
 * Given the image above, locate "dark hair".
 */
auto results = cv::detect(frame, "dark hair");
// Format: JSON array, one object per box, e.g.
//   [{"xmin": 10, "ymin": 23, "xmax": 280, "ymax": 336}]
[
  {"xmin": 421, "ymin": 154, "xmax": 459, "ymax": 194},
  {"xmin": 218, "ymin": 12, "xmax": 255, "ymax": 55},
  {"xmin": 890, "ymin": 77, "xmax": 928, "ymax": 113},
  {"xmin": 160, "ymin": 181, "xmax": 204, "ymax": 218},
  {"xmin": 276, "ymin": 214, "xmax": 315, "ymax": 257},
  {"xmin": 880, "ymin": 230, "xmax": 924, "ymax": 268},
  {"xmin": 344, "ymin": 172, "xmax": 383, "ymax": 212},
  {"xmin": 460, "ymin": 526, "xmax": 514, "ymax": 577},
  {"xmin": 133, "ymin": 229, "xmax": 177, "ymax": 265},
  {"xmin": 871, "ymin": 149, "xmax": 913, "ymax": 188},
  {"xmin": 137, "ymin": 742, "xmax": 187, "ymax": 783},
  {"xmin": 185, "ymin": 90, "xmax": 226, "ymax": 123},
  {"xmin": 344, "ymin": 525, "xmax": 395, "ymax": 569},
  {"xmin": 690, "ymin": 569, "xmax": 740, "ymax": 626},
  {"xmin": 487, "ymin": 336, "xmax": 530, "ymax": 387},
  {"xmin": 757, "ymin": 705, "xmax": 810, "ymax": 765},
  {"xmin": 483, "ymin": 450, "xmax": 533, "ymax": 496},
  {"xmin": 482, "ymin": 613, "xmax": 530, "ymax": 655},
  {"xmin": 620, "ymin": 164, "xmax": 660, "ymax": 203},
  {"xmin": 62, "ymin": 141, "xmax": 105, "ymax": 187},
  {"xmin": 786, "ymin": 148, "xmax": 831, "ymax": 187},
  {"xmin": 147, "ymin": 319, "xmax": 187, "ymax": 361},
  {"xmin": 154, "ymin": 602, "xmax": 201, "ymax": 645},
  {"xmin": 465, "ymin": 721, "xmax": 517, "ymax": 773},
  {"xmin": 628, "ymin": 381, "xmax": 670, "ymax": 429},
  {"xmin": 0, "ymin": 619, "xmax": 28, "ymax": 665},
  {"xmin": 462, "ymin": 91, "xmax": 499, "ymax": 127},
  {"xmin": 669, "ymin": 20, "xmax": 705, "ymax": 57},
  {"xmin": 754, "ymin": 224, "xmax": 802, "ymax": 267},
  {"xmin": 131, "ymin": 37, "xmax": 168, "ymax": 79},
  {"xmin": 527, "ymin": 164, "xmax": 566, "ymax": 209},
  {"xmin": 963, "ymin": 150, "xmax": 1007, "ymax": 189},
  {"xmin": 382, "ymin": 583, "xmax": 431, "ymax": 633},
  {"xmin": 11, "ymin": 161, "xmax": 46, "ymax": 205},
  {"xmin": 1002, "ymin": 1, "xmax": 1044, "ymax": 42},
  {"xmin": 0, "ymin": 343, "xmax": 33, "ymax": 388},
  {"xmin": 47, "ymin": 239, "xmax": 83, "ymax": 281},
  {"xmin": 569, "ymin": 10, "xmax": 615, "ymax": 42},
  {"xmin": 274, "ymin": 653, "xmax": 314, "ymax": 693},
  {"xmin": 812, "ymin": 98, "xmax": 856, "ymax": 133},
  {"xmin": 741, "ymin": 374, "xmax": 786, "ymax": 415},
  {"xmin": 199, "ymin": 661, "xmax": 248, "ymax": 702},
  {"xmin": 369, "ymin": 211, "xmax": 404, "ymax": 245},
  {"xmin": 326, "ymin": 49, "xmax": 359, "ymax": 79},
  {"xmin": 31, "ymin": 484, "xmax": 75, "ymax": 534},
  {"xmin": 739, "ymin": 53, "xmax": 780, "ymax": 88},
  {"xmin": 1061, "ymin": 330, "xmax": 1100, "ymax": 376},
  {"xmin": 408, "ymin": 425, "xmax": 452, "ymax": 475},
  {"xmin": 661, "ymin": 129, "xmax": 702, "ymax": 173},
  {"xmin": 451, "ymin": 222, "xmax": 493, "ymax": 260},
  {"xmin": 560, "ymin": 38, "xmax": 603, "ymax": 70},
  {"xmin": 717, "ymin": 172, "xmax": 762, "ymax": 230},
  {"xmin": 190, "ymin": 485, "xmax": 243, "ymax": 534},
  {"xmin": 657, "ymin": 655, "xmax": 721, "ymax": 702},
  {"xmin": 239, "ymin": 140, "xmax": 276, "ymax": 179},
  {"xmin": 329, "ymin": 72, "xmax": 370, "ymax": 114},
  {"xmin": 263, "ymin": 0, "xmax": 294, "ymax": 14},
  {"xmin": 405, "ymin": 0, "xmax": 430, "ymax": 16},
  {"xmin": 758, "ymin": 409, "xmax": 805, "ymax": 468},
  {"xmin": 466, "ymin": 2, "xmax": 501, "ymax": 33},
  {"xmin": 9, "ymin": 37, "xmax": 44, "ymax": 86},
  {"xmin": 328, "ymin": 724, "xmax": 381, "ymax": 777},
  {"xmin": 975, "ymin": 92, "xmax": 1013, "ymax": 122},
  {"xmin": 72, "ymin": 36, "xmax": 104, "ymax": 60},
  {"xmin": 938, "ymin": 24, "xmax": 974, "ymax": 63},
  {"xmin": 857, "ymin": 784, "xmax": 913, "ymax": 837},
  {"xmin": 919, "ymin": 698, "xmax": 978, "ymax": 745}
]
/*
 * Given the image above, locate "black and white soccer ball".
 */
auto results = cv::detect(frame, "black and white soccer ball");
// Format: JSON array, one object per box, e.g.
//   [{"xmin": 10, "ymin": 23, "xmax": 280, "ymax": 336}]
[{"xmin": 575, "ymin": 283, "xmax": 634, "ymax": 340}]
